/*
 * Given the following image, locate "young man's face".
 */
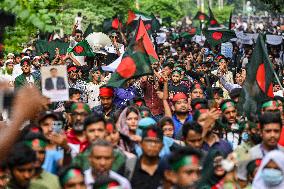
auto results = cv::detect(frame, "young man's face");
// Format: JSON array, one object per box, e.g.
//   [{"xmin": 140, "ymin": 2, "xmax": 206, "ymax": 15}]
[
  {"xmin": 185, "ymin": 130, "xmax": 203, "ymax": 149},
  {"xmin": 84, "ymin": 121, "xmax": 106, "ymax": 143},
  {"xmin": 40, "ymin": 117, "xmax": 56, "ymax": 139},
  {"xmin": 21, "ymin": 64, "xmax": 31, "ymax": 74},
  {"xmin": 89, "ymin": 146, "xmax": 113, "ymax": 175},
  {"xmin": 100, "ymin": 96, "xmax": 113, "ymax": 110},
  {"xmin": 141, "ymin": 137, "xmax": 163, "ymax": 158},
  {"xmin": 6, "ymin": 63, "xmax": 14, "ymax": 71},
  {"xmin": 69, "ymin": 70, "xmax": 78, "ymax": 80},
  {"xmin": 191, "ymin": 89, "xmax": 204, "ymax": 99},
  {"xmin": 174, "ymin": 99, "xmax": 189, "ymax": 113},
  {"xmin": 92, "ymin": 71, "xmax": 102, "ymax": 82},
  {"xmin": 32, "ymin": 146, "xmax": 46, "ymax": 169},
  {"xmin": 223, "ymin": 106, "xmax": 237, "ymax": 124},
  {"xmin": 171, "ymin": 73, "xmax": 181, "ymax": 84},
  {"xmin": 75, "ymin": 32, "xmax": 82, "ymax": 42},
  {"xmin": 11, "ymin": 163, "xmax": 35, "ymax": 188},
  {"xmin": 162, "ymin": 66, "xmax": 171, "ymax": 77},
  {"xmin": 261, "ymin": 123, "xmax": 281, "ymax": 148},
  {"xmin": 175, "ymin": 162, "xmax": 201, "ymax": 188},
  {"xmin": 162, "ymin": 123, "xmax": 174, "ymax": 138},
  {"xmin": 64, "ymin": 174, "xmax": 86, "ymax": 189}
]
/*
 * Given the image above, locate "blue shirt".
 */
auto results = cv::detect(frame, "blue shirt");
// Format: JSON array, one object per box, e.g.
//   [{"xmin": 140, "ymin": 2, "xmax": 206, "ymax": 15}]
[
  {"xmin": 42, "ymin": 149, "xmax": 63, "ymax": 174},
  {"xmin": 172, "ymin": 114, "xmax": 192, "ymax": 139}
]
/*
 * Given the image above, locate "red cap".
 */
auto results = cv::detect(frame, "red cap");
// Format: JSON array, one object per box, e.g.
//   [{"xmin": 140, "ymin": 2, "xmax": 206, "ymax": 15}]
[
  {"xmin": 67, "ymin": 66, "xmax": 77, "ymax": 73},
  {"xmin": 172, "ymin": 93, "xmax": 187, "ymax": 102},
  {"xmin": 99, "ymin": 87, "xmax": 114, "ymax": 97}
]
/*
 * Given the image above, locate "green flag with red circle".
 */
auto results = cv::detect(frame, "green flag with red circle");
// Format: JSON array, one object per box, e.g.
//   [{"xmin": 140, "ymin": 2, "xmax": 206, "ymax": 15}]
[
  {"xmin": 207, "ymin": 6, "xmax": 220, "ymax": 27},
  {"xmin": 239, "ymin": 34, "xmax": 275, "ymax": 118},
  {"xmin": 193, "ymin": 11, "xmax": 209, "ymax": 21},
  {"xmin": 107, "ymin": 19, "xmax": 158, "ymax": 87},
  {"xmin": 69, "ymin": 39, "xmax": 95, "ymax": 57},
  {"xmin": 204, "ymin": 29, "xmax": 236, "ymax": 47}
]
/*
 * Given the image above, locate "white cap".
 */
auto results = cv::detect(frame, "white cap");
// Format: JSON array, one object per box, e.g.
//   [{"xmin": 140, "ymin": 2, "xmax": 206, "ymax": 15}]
[{"xmin": 7, "ymin": 53, "xmax": 15, "ymax": 58}]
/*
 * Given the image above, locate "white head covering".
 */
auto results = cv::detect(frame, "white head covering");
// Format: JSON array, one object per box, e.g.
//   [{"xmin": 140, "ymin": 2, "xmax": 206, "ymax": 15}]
[{"xmin": 252, "ymin": 150, "xmax": 284, "ymax": 189}]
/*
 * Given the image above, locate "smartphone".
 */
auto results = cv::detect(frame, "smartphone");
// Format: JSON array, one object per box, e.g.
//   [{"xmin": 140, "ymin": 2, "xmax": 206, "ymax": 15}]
[{"xmin": 52, "ymin": 121, "xmax": 63, "ymax": 134}]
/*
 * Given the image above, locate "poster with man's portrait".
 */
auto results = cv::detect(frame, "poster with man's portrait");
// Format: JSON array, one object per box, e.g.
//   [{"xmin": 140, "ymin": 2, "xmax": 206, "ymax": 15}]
[{"xmin": 41, "ymin": 65, "xmax": 69, "ymax": 102}]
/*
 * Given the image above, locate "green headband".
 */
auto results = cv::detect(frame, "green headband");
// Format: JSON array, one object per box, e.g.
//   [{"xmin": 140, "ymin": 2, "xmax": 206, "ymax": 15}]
[
  {"xmin": 261, "ymin": 101, "xmax": 279, "ymax": 109},
  {"xmin": 172, "ymin": 70, "xmax": 181, "ymax": 75},
  {"xmin": 62, "ymin": 169, "xmax": 82, "ymax": 185},
  {"xmin": 70, "ymin": 103, "xmax": 91, "ymax": 113},
  {"xmin": 171, "ymin": 155, "xmax": 200, "ymax": 171},
  {"xmin": 24, "ymin": 139, "xmax": 47, "ymax": 148},
  {"xmin": 221, "ymin": 101, "xmax": 235, "ymax": 112}
]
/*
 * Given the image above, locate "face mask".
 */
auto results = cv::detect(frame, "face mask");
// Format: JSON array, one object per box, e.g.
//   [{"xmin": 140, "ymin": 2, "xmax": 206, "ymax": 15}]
[
  {"xmin": 261, "ymin": 168, "xmax": 284, "ymax": 187},
  {"xmin": 72, "ymin": 122, "xmax": 84, "ymax": 132},
  {"xmin": 242, "ymin": 132, "xmax": 249, "ymax": 141},
  {"xmin": 251, "ymin": 133, "xmax": 262, "ymax": 144},
  {"xmin": 221, "ymin": 159, "xmax": 235, "ymax": 172}
]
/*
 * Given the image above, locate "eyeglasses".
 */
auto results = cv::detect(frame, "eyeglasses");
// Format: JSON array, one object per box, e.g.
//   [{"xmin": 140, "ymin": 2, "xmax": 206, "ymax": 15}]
[{"xmin": 75, "ymin": 35, "xmax": 82, "ymax": 38}]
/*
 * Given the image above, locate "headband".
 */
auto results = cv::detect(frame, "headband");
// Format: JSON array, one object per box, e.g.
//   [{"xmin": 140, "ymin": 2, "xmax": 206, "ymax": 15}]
[
  {"xmin": 221, "ymin": 101, "xmax": 235, "ymax": 112},
  {"xmin": 172, "ymin": 93, "xmax": 187, "ymax": 102},
  {"xmin": 67, "ymin": 66, "xmax": 77, "ymax": 73},
  {"xmin": 172, "ymin": 70, "xmax": 181, "ymax": 75},
  {"xmin": 62, "ymin": 169, "xmax": 82, "ymax": 185},
  {"xmin": 142, "ymin": 128, "xmax": 163, "ymax": 140},
  {"xmin": 171, "ymin": 155, "xmax": 200, "ymax": 171},
  {"xmin": 24, "ymin": 139, "xmax": 47, "ymax": 148},
  {"xmin": 70, "ymin": 103, "xmax": 91, "ymax": 113},
  {"xmin": 261, "ymin": 100, "xmax": 279, "ymax": 109},
  {"xmin": 99, "ymin": 87, "xmax": 114, "ymax": 97}
]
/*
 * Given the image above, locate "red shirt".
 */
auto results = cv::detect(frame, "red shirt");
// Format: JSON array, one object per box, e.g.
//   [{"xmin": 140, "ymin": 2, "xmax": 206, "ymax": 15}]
[{"xmin": 278, "ymin": 127, "xmax": 284, "ymax": 146}]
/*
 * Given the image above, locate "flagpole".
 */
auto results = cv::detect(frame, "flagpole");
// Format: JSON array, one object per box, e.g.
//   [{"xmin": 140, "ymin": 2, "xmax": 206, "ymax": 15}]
[{"xmin": 273, "ymin": 70, "xmax": 284, "ymax": 90}]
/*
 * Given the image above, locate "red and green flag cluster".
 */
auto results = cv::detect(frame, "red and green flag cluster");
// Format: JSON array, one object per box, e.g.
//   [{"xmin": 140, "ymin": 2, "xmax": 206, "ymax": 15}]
[
  {"xmin": 239, "ymin": 34, "xmax": 275, "ymax": 117},
  {"xmin": 204, "ymin": 29, "xmax": 236, "ymax": 47},
  {"xmin": 68, "ymin": 39, "xmax": 95, "ymax": 57},
  {"xmin": 107, "ymin": 19, "xmax": 158, "ymax": 87}
]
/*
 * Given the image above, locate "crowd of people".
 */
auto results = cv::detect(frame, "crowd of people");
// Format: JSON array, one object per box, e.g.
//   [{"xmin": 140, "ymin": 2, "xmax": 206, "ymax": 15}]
[{"xmin": 0, "ymin": 11, "xmax": 284, "ymax": 189}]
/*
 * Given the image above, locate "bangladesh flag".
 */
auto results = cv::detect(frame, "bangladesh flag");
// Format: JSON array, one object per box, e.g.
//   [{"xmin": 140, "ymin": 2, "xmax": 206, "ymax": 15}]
[
  {"xmin": 204, "ymin": 29, "xmax": 236, "ymax": 47},
  {"xmin": 107, "ymin": 19, "xmax": 158, "ymax": 87},
  {"xmin": 103, "ymin": 16, "xmax": 122, "ymax": 33},
  {"xmin": 69, "ymin": 40, "xmax": 95, "ymax": 57},
  {"xmin": 193, "ymin": 11, "xmax": 209, "ymax": 21},
  {"xmin": 207, "ymin": 6, "xmax": 220, "ymax": 27},
  {"xmin": 239, "ymin": 34, "xmax": 275, "ymax": 117},
  {"xmin": 127, "ymin": 10, "xmax": 152, "ymax": 25}
]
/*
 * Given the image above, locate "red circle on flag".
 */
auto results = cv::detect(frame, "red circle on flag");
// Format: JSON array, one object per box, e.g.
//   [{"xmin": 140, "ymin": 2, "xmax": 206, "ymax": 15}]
[
  {"xmin": 145, "ymin": 24, "xmax": 152, "ymax": 30},
  {"xmin": 117, "ymin": 57, "xmax": 136, "ymax": 79},
  {"xmin": 210, "ymin": 20, "xmax": 217, "ymax": 25},
  {"xmin": 212, "ymin": 32, "xmax": 223, "ymax": 40},
  {"xmin": 74, "ymin": 46, "xmax": 84, "ymax": 53},
  {"xmin": 199, "ymin": 15, "xmax": 205, "ymax": 20}
]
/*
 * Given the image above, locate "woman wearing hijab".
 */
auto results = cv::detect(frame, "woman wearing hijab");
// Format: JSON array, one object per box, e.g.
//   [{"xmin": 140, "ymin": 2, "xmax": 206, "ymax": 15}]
[
  {"xmin": 252, "ymin": 150, "xmax": 284, "ymax": 189},
  {"xmin": 116, "ymin": 106, "xmax": 141, "ymax": 153}
]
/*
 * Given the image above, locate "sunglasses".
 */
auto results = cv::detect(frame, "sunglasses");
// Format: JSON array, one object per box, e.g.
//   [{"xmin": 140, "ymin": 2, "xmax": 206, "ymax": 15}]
[{"xmin": 75, "ymin": 35, "xmax": 82, "ymax": 38}]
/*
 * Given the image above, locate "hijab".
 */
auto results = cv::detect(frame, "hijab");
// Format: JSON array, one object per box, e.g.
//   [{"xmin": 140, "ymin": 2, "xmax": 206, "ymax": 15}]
[{"xmin": 252, "ymin": 150, "xmax": 284, "ymax": 189}]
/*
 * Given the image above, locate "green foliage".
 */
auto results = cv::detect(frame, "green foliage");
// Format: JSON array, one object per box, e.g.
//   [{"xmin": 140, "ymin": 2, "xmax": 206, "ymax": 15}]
[{"xmin": 212, "ymin": 5, "xmax": 234, "ymax": 24}]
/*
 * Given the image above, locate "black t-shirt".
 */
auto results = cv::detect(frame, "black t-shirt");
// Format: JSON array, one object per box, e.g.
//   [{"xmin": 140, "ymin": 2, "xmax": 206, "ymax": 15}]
[
  {"xmin": 168, "ymin": 82, "xmax": 189, "ymax": 99},
  {"xmin": 131, "ymin": 158, "xmax": 166, "ymax": 189}
]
